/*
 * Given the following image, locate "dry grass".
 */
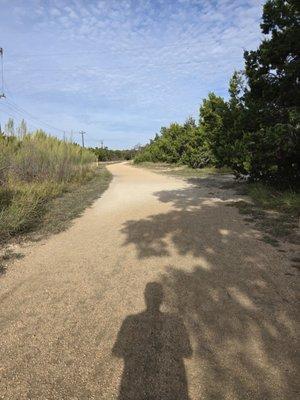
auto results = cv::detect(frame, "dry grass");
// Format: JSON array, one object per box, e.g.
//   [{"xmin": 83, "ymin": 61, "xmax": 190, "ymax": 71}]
[
  {"xmin": 231, "ymin": 183, "xmax": 300, "ymax": 245},
  {"xmin": 0, "ymin": 131, "xmax": 98, "ymax": 241},
  {"xmin": 132, "ymin": 161, "xmax": 232, "ymax": 176}
]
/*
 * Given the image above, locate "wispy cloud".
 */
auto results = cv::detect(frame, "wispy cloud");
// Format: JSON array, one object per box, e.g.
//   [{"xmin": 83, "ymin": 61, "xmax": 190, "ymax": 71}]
[{"xmin": 1, "ymin": 0, "xmax": 264, "ymax": 147}]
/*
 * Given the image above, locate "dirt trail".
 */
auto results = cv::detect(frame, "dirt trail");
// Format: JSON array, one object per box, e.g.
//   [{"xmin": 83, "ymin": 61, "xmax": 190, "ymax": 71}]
[{"xmin": 0, "ymin": 162, "xmax": 298, "ymax": 400}]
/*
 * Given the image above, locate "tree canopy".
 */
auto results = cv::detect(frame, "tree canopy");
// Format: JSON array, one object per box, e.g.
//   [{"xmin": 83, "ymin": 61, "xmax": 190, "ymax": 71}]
[{"xmin": 135, "ymin": 0, "xmax": 300, "ymax": 187}]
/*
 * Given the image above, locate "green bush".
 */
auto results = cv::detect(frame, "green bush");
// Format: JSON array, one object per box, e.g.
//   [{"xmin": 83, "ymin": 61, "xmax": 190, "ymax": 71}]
[
  {"xmin": 134, "ymin": 1, "xmax": 299, "ymax": 188},
  {"xmin": 180, "ymin": 146, "xmax": 214, "ymax": 169},
  {"xmin": 91, "ymin": 146, "xmax": 138, "ymax": 161},
  {"xmin": 232, "ymin": 123, "xmax": 300, "ymax": 185},
  {"xmin": 0, "ymin": 181, "xmax": 64, "ymax": 235},
  {"xmin": 134, "ymin": 119, "xmax": 213, "ymax": 169}
]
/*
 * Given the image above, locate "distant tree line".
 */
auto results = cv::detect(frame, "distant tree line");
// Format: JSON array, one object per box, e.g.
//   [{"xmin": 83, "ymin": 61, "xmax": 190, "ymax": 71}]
[
  {"xmin": 91, "ymin": 146, "xmax": 139, "ymax": 162},
  {"xmin": 135, "ymin": 0, "xmax": 299, "ymax": 186}
]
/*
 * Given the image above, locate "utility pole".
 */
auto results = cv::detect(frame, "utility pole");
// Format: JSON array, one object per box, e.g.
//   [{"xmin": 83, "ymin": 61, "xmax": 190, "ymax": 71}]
[
  {"xmin": 0, "ymin": 48, "xmax": 5, "ymax": 136},
  {"xmin": 79, "ymin": 130, "xmax": 85, "ymax": 148},
  {"xmin": 0, "ymin": 47, "xmax": 5, "ymax": 99},
  {"xmin": 101, "ymin": 140, "xmax": 103, "ymax": 148}
]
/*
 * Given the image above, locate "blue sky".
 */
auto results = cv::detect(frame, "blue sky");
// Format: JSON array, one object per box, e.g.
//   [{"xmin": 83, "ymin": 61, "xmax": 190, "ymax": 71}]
[{"xmin": 0, "ymin": 0, "xmax": 264, "ymax": 148}]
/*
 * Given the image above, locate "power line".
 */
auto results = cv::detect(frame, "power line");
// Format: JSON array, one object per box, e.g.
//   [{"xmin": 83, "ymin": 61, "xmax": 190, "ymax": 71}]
[
  {"xmin": 0, "ymin": 102, "xmax": 86, "ymax": 144},
  {"xmin": 4, "ymin": 98, "xmax": 66, "ymax": 134},
  {"xmin": 0, "ymin": 47, "xmax": 5, "ymax": 134},
  {"xmin": 1, "ymin": 99, "xmax": 75, "ymax": 137},
  {"xmin": 0, "ymin": 102, "xmax": 44, "ymax": 131},
  {"xmin": 1, "ymin": 77, "xmax": 69, "ymax": 135},
  {"xmin": 0, "ymin": 49, "xmax": 83, "ymax": 141},
  {"xmin": 3, "ymin": 86, "xmax": 87, "ymax": 143}
]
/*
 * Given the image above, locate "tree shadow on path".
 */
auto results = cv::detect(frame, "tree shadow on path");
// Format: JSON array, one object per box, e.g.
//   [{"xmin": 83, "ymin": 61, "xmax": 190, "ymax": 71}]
[{"xmin": 120, "ymin": 180, "xmax": 299, "ymax": 399}]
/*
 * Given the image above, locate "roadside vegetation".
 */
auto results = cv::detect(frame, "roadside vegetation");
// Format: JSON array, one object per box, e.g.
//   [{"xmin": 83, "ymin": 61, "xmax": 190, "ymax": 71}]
[
  {"xmin": 91, "ymin": 146, "xmax": 139, "ymax": 162},
  {"xmin": 232, "ymin": 183, "xmax": 300, "ymax": 245},
  {"xmin": 0, "ymin": 129, "xmax": 110, "ymax": 243},
  {"xmin": 136, "ymin": 161, "xmax": 299, "ymax": 246},
  {"xmin": 135, "ymin": 0, "xmax": 299, "ymax": 188},
  {"xmin": 134, "ymin": 0, "xmax": 299, "ymax": 242},
  {"xmin": 133, "ymin": 162, "xmax": 232, "ymax": 176}
]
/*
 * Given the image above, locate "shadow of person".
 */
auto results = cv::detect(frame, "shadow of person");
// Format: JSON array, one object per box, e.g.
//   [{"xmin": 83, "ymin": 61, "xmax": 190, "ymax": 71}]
[{"xmin": 112, "ymin": 282, "xmax": 192, "ymax": 400}]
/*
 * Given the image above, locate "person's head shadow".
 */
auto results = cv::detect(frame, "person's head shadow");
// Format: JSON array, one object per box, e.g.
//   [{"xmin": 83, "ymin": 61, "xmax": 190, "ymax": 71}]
[
  {"xmin": 144, "ymin": 281, "xmax": 163, "ymax": 314},
  {"xmin": 112, "ymin": 282, "xmax": 192, "ymax": 400}
]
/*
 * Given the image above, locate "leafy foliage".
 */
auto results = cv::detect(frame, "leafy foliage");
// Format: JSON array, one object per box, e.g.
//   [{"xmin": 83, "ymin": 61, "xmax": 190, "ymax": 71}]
[
  {"xmin": 91, "ymin": 146, "xmax": 139, "ymax": 162},
  {"xmin": 135, "ymin": 118, "xmax": 214, "ymax": 168},
  {"xmin": 230, "ymin": 0, "xmax": 300, "ymax": 184},
  {"xmin": 135, "ymin": 0, "xmax": 299, "ymax": 187}
]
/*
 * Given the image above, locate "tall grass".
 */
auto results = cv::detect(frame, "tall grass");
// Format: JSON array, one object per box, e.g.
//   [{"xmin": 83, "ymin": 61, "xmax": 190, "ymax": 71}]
[
  {"xmin": 246, "ymin": 183, "xmax": 300, "ymax": 215},
  {"xmin": 0, "ymin": 131, "xmax": 97, "ymax": 240}
]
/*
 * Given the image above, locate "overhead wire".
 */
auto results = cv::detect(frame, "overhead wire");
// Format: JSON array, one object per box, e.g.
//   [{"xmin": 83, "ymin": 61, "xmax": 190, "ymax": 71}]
[
  {"xmin": 0, "ymin": 51, "xmax": 83, "ymax": 141},
  {"xmin": 2, "ymin": 84, "xmax": 78, "ymax": 136},
  {"xmin": 0, "ymin": 47, "xmax": 4, "ymax": 95},
  {"xmin": 0, "ymin": 101, "xmax": 79, "ymax": 144},
  {"xmin": 0, "ymin": 96, "xmax": 71, "ymax": 136},
  {"xmin": 0, "ymin": 101, "xmax": 45, "ymax": 132},
  {"xmin": 5, "ymin": 98, "xmax": 66, "ymax": 134}
]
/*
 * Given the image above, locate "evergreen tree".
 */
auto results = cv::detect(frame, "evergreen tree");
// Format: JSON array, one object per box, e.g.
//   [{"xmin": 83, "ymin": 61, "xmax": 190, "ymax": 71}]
[
  {"xmin": 241, "ymin": 0, "xmax": 300, "ymax": 183},
  {"xmin": 244, "ymin": 0, "xmax": 300, "ymax": 124}
]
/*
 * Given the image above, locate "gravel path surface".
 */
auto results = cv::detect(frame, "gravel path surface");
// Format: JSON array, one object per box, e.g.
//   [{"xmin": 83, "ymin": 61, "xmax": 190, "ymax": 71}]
[{"xmin": 0, "ymin": 162, "xmax": 299, "ymax": 399}]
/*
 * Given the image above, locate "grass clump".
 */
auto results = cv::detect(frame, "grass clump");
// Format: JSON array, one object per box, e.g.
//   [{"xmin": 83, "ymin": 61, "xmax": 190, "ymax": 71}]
[
  {"xmin": 233, "ymin": 183, "xmax": 300, "ymax": 245},
  {"xmin": 0, "ymin": 181, "xmax": 64, "ymax": 236},
  {"xmin": 245, "ymin": 183, "xmax": 300, "ymax": 215},
  {"xmin": 0, "ymin": 131, "xmax": 98, "ymax": 241},
  {"xmin": 39, "ymin": 167, "xmax": 112, "ymax": 237},
  {"xmin": 134, "ymin": 161, "xmax": 232, "ymax": 177}
]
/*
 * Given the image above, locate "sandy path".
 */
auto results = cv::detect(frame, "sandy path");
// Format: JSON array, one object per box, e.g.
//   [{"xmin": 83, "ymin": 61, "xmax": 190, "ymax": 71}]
[{"xmin": 0, "ymin": 162, "xmax": 299, "ymax": 400}]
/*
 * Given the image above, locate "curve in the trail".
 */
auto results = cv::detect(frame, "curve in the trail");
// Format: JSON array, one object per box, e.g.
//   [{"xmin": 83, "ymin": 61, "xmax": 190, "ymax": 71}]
[{"xmin": 0, "ymin": 162, "xmax": 298, "ymax": 399}]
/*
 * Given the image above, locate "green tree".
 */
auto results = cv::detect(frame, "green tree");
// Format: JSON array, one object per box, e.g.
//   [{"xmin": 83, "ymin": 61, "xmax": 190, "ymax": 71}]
[
  {"xmin": 239, "ymin": 0, "xmax": 300, "ymax": 184},
  {"xmin": 199, "ymin": 92, "xmax": 231, "ymax": 166},
  {"xmin": 244, "ymin": 0, "xmax": 300, "ymax": 124},
  {"xmin": 136, "ymin": 0, "xmax": 300, "ymax": 186},
  {"xmin": 134, "ymin": 117, "xmax": 213, "ymax": 168}
]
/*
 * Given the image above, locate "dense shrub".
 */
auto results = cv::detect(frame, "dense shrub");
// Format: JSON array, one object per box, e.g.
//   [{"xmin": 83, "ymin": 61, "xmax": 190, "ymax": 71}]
[
  {"xmin": 134, "ymin": 119, "xmax": 214, "ymax": 168},
  {"xmin": 234, "ymin": 0, "xmax": 300, "ymax": 185},
  {"xmin": 91, "ymin": 146, "xmax": 138, "ymax": 161},
  {"xmin": 233, "ymin": 123, "xmax": 300, "ymax": 184},
  {"xmin": 0, "ymin": 131, "xmax": 96, "ymax": 184}
]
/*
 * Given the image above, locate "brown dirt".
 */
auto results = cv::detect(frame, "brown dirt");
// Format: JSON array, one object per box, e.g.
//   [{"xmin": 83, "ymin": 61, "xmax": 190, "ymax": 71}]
[{"xmin": 0, "ymin": 162, "xmax": 299, "ymax": 399}]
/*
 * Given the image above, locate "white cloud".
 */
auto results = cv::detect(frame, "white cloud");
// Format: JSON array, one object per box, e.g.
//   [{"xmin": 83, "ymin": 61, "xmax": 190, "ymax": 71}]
[
  {"xmin": 1, "ymin": 0, "xmax": 265, "ymax": 147},
  {"xmin": 49, "ymin": 8, "xmax": 61, "ymax": 17}
]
